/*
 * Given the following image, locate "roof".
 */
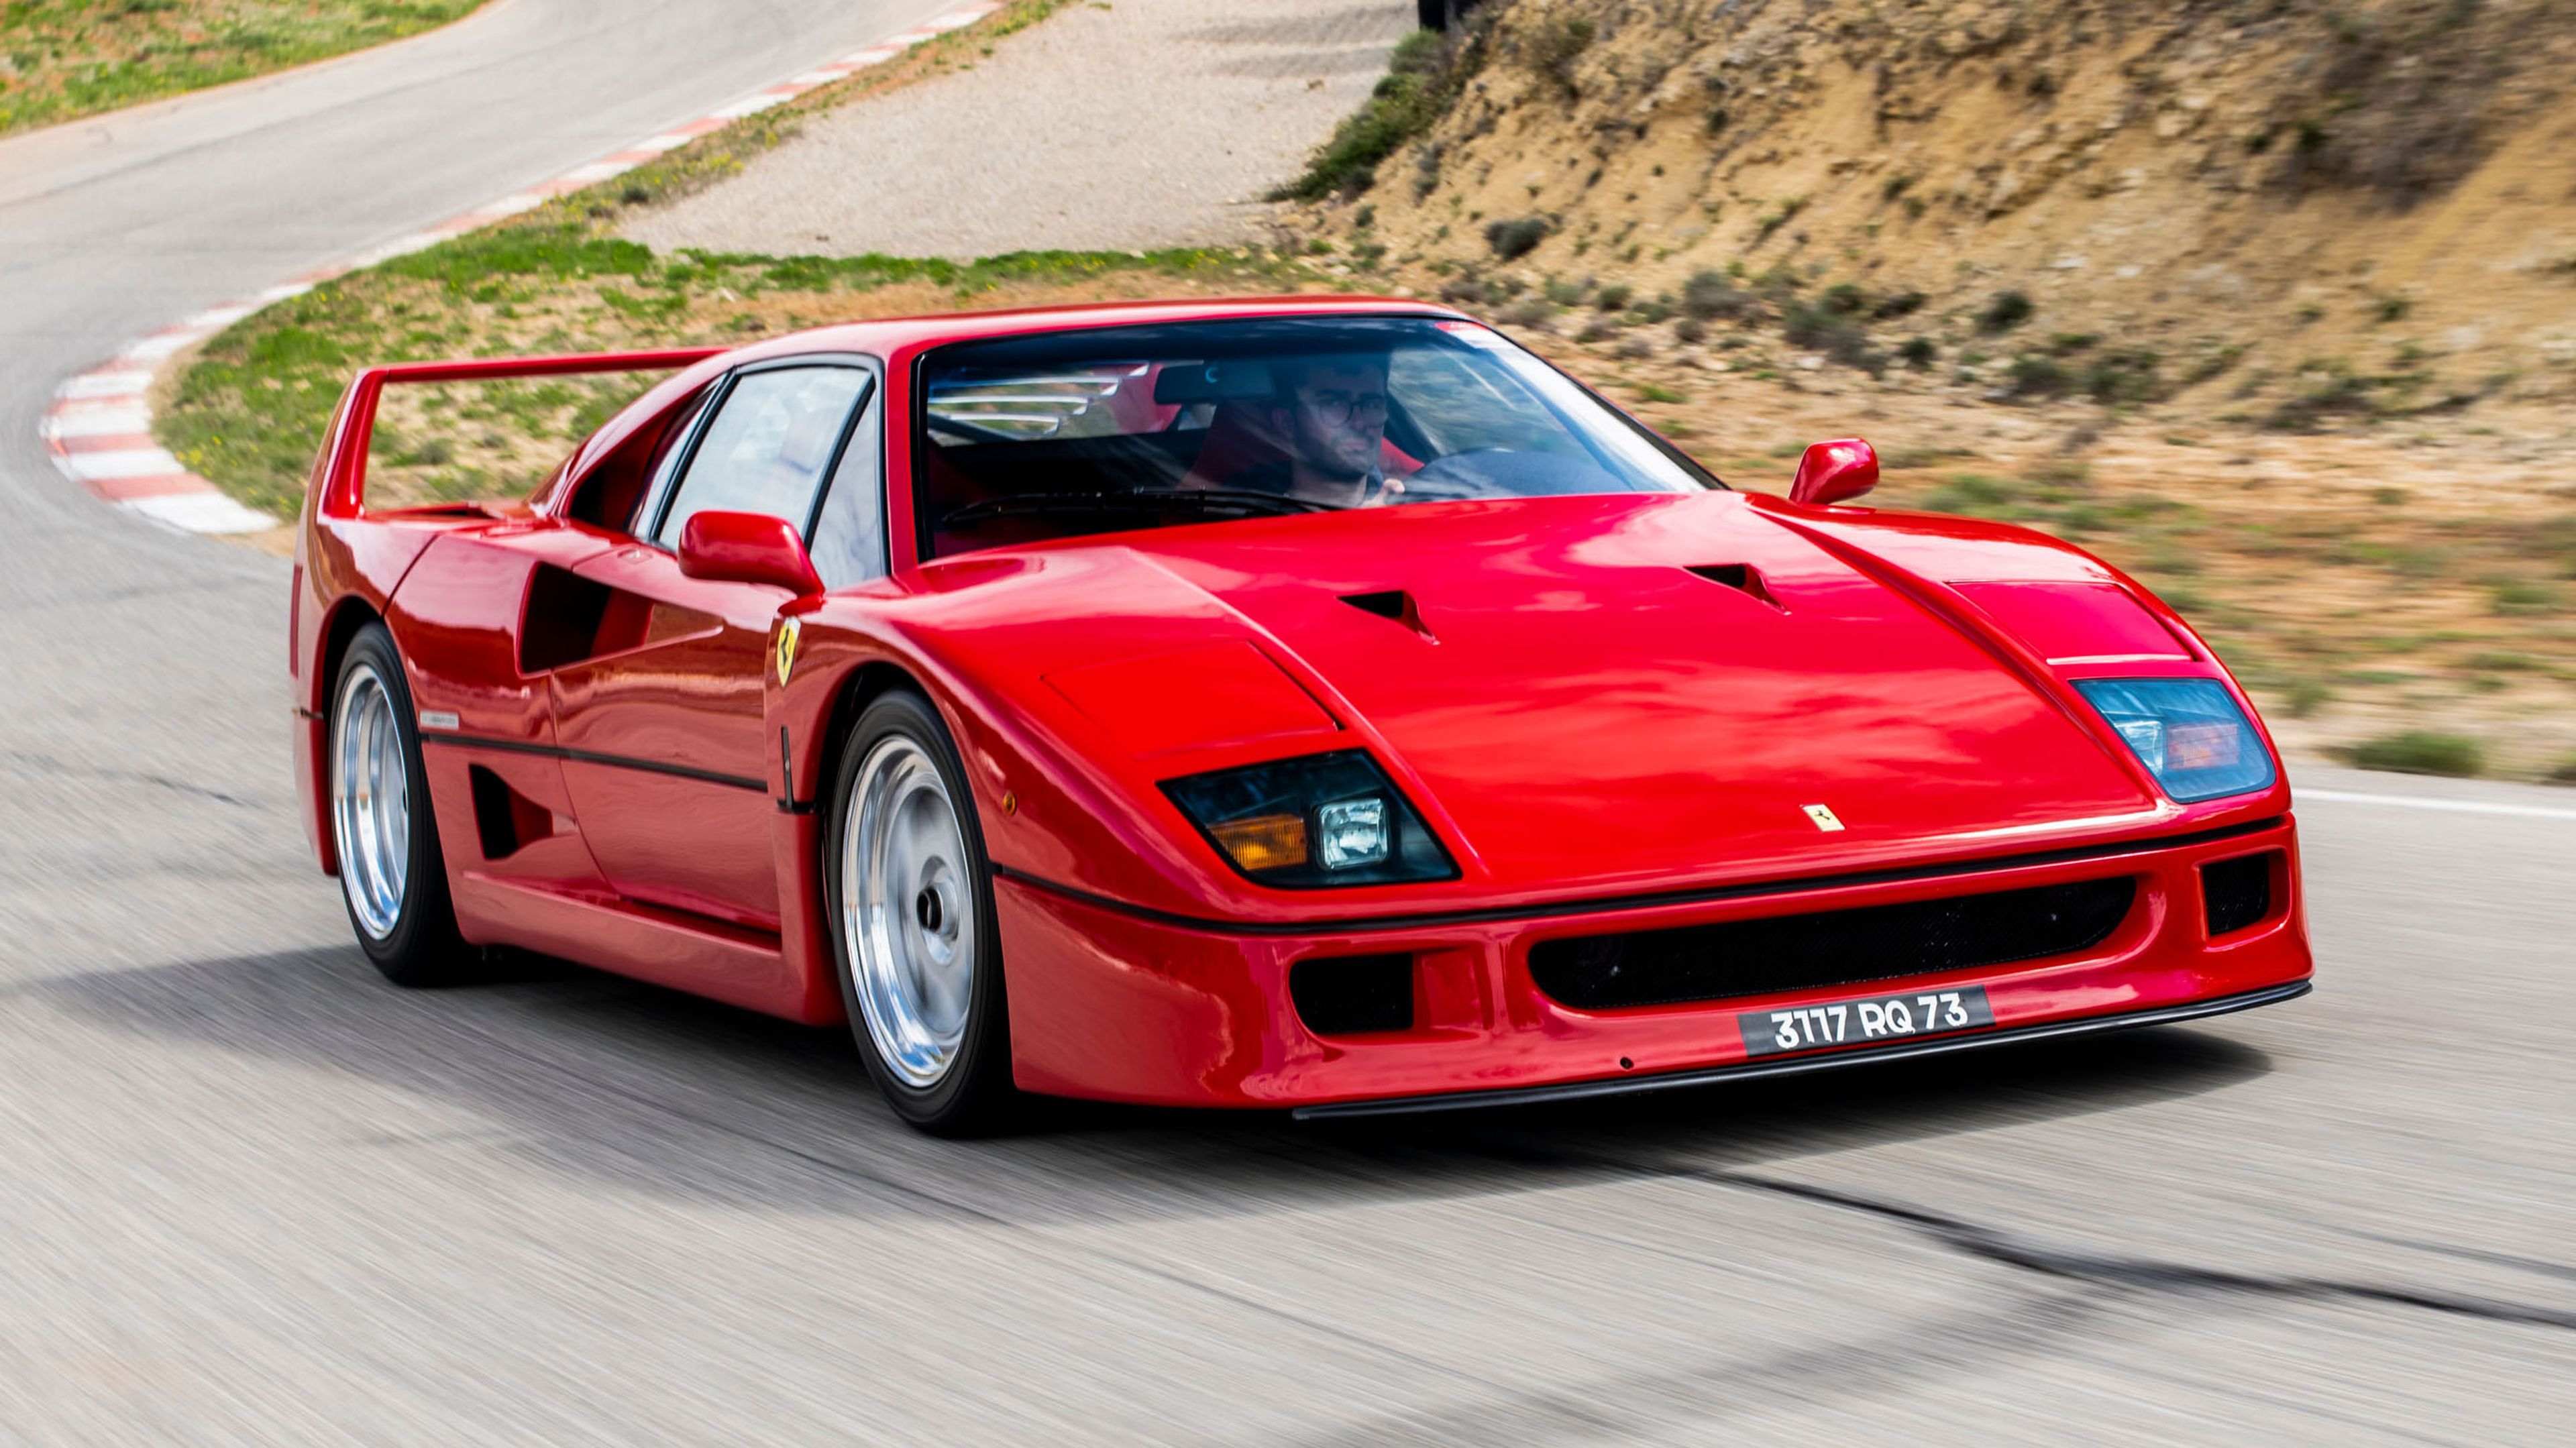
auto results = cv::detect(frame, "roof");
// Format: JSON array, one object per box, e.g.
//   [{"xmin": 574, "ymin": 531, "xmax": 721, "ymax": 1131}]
[{"xmin": 716, "ymin": 292, "xmax": 1468, "ymax": 366}]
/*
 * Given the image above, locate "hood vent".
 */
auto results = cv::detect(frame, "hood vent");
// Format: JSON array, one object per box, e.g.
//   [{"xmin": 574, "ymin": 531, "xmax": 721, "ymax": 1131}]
[
  {"xmin": 1686, "ymin": 563, "xmax": 1783, "ymax": 610},
  {"xmin": 1340, "ymin": 589, "xmax": 1436, "ymax": 642}
]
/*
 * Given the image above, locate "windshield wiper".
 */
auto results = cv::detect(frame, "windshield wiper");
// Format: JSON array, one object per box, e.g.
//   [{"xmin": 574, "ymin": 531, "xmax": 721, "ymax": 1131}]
[{"xmin": 940, "ymin": 489, "xmax": 1338, "ymax": 528}]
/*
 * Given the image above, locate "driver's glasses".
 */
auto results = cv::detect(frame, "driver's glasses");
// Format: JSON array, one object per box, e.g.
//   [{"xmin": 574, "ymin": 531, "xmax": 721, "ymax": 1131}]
[{"xmin": 1299, "ymin": 389, "xmax": 1391, "ymax": 429}]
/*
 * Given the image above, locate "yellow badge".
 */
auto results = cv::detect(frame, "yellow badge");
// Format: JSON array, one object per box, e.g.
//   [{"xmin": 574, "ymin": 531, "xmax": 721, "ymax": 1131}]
[
  {"xmin": 775, "ymin": 616, "xmax": 802, "ymax": 686},
  {"xmin": 1802, "ymin": 803, "xmax": 1846, "ymax": 832}
]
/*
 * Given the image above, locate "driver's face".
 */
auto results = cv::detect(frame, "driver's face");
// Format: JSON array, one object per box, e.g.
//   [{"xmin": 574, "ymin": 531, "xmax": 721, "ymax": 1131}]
[{"xmin": 1279, "ymin": 364, "xmax": 1389, "ymax": 481}]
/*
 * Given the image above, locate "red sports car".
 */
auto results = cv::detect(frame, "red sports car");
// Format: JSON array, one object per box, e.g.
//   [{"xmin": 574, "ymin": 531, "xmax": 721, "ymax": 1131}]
[{"xmin": 289, "ymin": 297, "xmax": 2312, "ymax": 1133}]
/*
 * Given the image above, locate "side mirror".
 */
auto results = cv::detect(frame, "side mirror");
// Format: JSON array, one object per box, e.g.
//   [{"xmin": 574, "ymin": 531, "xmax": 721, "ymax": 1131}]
[
  {"xmin": 1788, "ymin": 437, "xmax": 1879, "ymax": 507},
  {"xmin": 678, "ymin": 510, "xmax": 822, "ymax": 597}
]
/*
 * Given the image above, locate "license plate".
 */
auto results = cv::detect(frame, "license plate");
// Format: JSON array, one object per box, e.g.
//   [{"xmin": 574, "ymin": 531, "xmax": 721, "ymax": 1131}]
[{"xmin": 1739, "ymin": 985, "xmax": 1995, "ymax": 1056}]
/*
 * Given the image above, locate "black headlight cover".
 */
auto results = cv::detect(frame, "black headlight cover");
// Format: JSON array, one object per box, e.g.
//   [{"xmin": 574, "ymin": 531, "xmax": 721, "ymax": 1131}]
[{"xmin": 1161, "ymin": 750, "xmax": 1458, "ymax": 888}]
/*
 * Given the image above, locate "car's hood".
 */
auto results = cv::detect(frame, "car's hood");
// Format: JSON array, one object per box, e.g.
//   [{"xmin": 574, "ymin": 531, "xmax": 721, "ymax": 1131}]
[{"xmin": 1105, "ymin": 491, "xmax": 2173, "ymax": 893}]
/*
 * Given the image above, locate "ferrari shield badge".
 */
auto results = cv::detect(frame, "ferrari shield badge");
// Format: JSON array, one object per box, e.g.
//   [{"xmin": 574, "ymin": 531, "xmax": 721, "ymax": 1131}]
[
  {"xmin": 774, "ymin": 616, "xmax": 802, "ymax": 685},
  {"xmin": 1802, "ymin": 803, "xmax": 1846, "ymax": 832}
]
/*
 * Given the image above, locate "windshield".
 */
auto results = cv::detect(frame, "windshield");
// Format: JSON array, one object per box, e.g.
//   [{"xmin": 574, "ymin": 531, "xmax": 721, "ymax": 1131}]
[{"xmin": 916, "ymin": 315, "xmax": 1716, "ymax": 560}]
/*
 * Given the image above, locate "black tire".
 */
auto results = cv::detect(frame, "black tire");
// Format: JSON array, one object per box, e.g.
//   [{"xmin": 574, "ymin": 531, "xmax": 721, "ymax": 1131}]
[
  {"xmin": 824, "ymin": 689, "xmax": 1018, "ymax": 1135},
  {"xmin": 328, "ymin": 622, "xmax": 470, "ymax": 986}
]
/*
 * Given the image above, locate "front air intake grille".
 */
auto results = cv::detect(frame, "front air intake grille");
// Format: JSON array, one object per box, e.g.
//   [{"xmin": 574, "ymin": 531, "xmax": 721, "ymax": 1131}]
[
  {"xmin": 1290, "ymin": 954, "xmax": 1415, "ymax": 1036},
  {"xmin": 1527, "ymin": 877, "xmax": 2139, "ymax": 1011},
  {"xmin": 2201, "ymin": 852, "xmax": 2275, "ymax": 938}
]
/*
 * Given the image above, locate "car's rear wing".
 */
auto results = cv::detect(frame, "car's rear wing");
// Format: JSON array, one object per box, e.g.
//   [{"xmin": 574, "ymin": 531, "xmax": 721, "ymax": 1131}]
[{"xmin": 306, "ymin": 349, "xmax": 724, "ymax": 520}]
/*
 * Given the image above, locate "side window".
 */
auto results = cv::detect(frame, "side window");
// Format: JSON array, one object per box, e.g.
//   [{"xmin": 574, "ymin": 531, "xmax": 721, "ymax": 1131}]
[
  {"xmin": 616, "ymin": 386, "xmax": 714, "ymax": 535},
  {"xmin": 807, "ymin": 378, "xmax": 884, "ymax": 588},
  {"xmin": 653, "ymin": 366, "xmax": 870, "ymax": 548}
]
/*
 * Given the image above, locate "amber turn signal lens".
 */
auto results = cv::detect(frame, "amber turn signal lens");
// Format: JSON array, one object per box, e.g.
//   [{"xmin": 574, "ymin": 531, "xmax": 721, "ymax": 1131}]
[{"xmin": 1210, "ymin": 813, "xmax": 1309, "ymax": 872}]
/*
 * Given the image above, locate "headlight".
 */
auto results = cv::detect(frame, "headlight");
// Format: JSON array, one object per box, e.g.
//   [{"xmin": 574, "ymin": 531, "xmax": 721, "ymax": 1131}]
[
  {"xmin": 2073, "ymin": 677, "xmax": 2276, "ymax": 803},
  {"xmin": 1162, "ymin": 750, "xmax": 1456, "ymax": 887}
]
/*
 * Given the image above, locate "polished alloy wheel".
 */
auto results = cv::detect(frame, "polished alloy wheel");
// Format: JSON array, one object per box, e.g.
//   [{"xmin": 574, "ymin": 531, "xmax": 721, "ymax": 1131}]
[
  {"xmin": 331, "ymin": 660, "xmax": 410, "ymax": 940},
  {"xmin": 841, "ymin": 735, "xmax": 977, "ymax": 1089}
]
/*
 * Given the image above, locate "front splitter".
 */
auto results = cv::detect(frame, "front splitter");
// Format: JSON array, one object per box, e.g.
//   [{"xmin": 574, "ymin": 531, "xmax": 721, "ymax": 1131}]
[{"xmin": 1291, "ymin": 980, "xmax": 2313, "ymax": 1120}]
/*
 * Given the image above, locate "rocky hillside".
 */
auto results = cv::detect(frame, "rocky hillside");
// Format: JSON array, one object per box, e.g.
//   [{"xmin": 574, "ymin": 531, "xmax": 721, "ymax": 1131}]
[{"xmin": 1325, "ymin": 0, "xmax": 2576, "ymax": 422}]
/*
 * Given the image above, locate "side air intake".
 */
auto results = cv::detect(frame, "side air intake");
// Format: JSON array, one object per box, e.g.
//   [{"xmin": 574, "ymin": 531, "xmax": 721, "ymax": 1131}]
[
  {"xmin": 1290, "ymin": 954, "xmax": 1415, "ymax": 1036},
  {"xmin": 2201, "ymin": 852, "xmax": 2276, "ymax": 938}
]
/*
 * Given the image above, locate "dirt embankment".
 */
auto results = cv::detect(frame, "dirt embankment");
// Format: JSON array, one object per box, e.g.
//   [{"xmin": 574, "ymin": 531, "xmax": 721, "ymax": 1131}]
[
  {"xmin": 1292, "ymin": 0, "xmax": 2576, "ymax": 777},
  {"xmin": 1358, "ymin": 0, "xmax": 2576, "ymax": 410}
]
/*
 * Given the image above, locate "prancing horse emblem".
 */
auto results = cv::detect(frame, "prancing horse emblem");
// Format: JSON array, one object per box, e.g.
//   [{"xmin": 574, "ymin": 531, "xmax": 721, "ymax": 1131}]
[
  {"xmin": 1802, "ymin": 803, "xmax": 1846, "ymax": 832},
  {"xmin": 775, "ymin": 616, "xmax": 802, "ymax": 685}
]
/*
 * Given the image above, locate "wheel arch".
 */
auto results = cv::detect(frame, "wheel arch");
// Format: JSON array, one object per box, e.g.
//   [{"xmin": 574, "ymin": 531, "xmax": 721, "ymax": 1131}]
[
  {"xmin": 812, "ymin": 660, "xmax": 932, "ymax": 820},
  {"xmin": 302, "ymin": 594, "xmax": 390, "ymax": 877}
]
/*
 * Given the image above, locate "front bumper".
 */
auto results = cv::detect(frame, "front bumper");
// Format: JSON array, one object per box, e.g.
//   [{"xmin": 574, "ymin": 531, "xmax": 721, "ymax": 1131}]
[{"xmin": 995, "ymin": 816, "xmax": 2313, "ymax": 1109}]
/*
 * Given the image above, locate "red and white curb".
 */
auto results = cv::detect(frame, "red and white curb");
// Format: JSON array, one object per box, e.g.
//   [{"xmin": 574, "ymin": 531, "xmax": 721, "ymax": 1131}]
[{"xmin": 39, "ymin": 0, "xmax": 1004, "ymax": 535}]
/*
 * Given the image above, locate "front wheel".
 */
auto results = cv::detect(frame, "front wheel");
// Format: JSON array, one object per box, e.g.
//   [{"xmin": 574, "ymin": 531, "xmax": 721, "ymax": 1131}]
[
  {"xmin": 329, "ymin": 622, "xmax": 468, "ymax": 985},
  {"xmin": 826, "ymin": 690, "xmax": 1018, "ymax": 1135}
]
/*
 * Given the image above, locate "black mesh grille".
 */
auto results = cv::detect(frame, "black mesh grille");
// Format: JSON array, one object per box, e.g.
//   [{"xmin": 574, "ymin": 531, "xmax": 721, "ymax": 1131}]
[
  {"xmin": 2201, "ymin": 853, "xmax": 2275, "ymax": 938},
  {"xmin": 1290, "ymin": 954, "xmax": 1415, "ymax": 1036},
  {"xmin": 1527, "ymin": 877, "xmax": 2138, "ymax": 1011}
]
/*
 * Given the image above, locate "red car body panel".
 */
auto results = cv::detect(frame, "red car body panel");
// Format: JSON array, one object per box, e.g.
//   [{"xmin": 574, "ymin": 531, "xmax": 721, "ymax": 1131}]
[{"xmin": 289, "ymin": 298, "xmax": 2312, "ymax": 1109}]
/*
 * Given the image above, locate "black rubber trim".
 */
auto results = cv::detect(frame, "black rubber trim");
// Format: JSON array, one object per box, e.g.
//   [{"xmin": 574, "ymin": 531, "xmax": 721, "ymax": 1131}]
[
  {"xmin": 420, "ymin": 731, "xmax": 767, "ymax": 793},
  {"xmin": 1292, "ymin": 981, "xmax": 2313, "ymax": 1119},
  {"xmin": 991, "ymin": 815, "xmax": 2288, "ymax": 938}
]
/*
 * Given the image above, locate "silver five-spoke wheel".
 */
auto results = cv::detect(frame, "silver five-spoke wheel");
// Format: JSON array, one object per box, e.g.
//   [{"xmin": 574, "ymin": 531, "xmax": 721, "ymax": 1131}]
[
  {"xmin": 842, "ymin": 735, "xmax": 978, "ymax": 1089},
  {"xmin": 331, "ymin": 659, "xmax": 410, "ymax": 940}
]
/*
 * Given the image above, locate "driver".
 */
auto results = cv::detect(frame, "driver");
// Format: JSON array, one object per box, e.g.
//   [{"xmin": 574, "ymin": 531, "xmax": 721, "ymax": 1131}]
[{"xmin": 1234, "ymin": 353, "xmax": 1402, "ymax": 509}]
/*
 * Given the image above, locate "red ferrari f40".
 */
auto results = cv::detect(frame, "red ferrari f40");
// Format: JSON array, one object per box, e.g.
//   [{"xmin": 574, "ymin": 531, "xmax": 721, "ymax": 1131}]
[{"xmin": 289, "ymin": 298, "xmax": 2311, "ymax": 1132}]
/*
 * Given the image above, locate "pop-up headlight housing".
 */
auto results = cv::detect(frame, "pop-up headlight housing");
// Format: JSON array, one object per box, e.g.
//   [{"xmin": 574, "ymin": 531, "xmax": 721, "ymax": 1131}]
[
  {"xmin": 2073, "ymin": 677, "xmax": 2276, "ymax": 803},
  {"xmin": 1162, "ymin": 750, "xmax": 1456, "ymax": 888}
]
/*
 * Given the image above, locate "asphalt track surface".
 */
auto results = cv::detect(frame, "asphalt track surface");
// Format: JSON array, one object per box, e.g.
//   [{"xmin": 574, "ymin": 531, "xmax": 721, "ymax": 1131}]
[{"xmin": 2, "ymin": 6, "xmax": 2572, "ymax": 1441}]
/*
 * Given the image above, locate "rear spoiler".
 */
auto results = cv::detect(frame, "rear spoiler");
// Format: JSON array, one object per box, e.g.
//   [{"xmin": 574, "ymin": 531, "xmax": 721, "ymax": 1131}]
[{"xmin": 306, "ymin": 349, "xmax": 724, "ymax": 520}]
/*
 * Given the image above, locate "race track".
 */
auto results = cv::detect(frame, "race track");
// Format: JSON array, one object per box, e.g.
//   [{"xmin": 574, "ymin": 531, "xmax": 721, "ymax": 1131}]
[{"xmin": 3, "ymin": 5, "xmax": 2571, "ymax": 1440}]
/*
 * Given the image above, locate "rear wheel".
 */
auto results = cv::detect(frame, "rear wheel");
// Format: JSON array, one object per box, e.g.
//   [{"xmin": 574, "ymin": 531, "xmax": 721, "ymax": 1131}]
[
  {"xmin": 329, "ymin": 622, "xmax": 468, "ymax": 985},
  {"xmin": 826, "ymin": 690, "xmax": 1018, "ymax": 1135}
]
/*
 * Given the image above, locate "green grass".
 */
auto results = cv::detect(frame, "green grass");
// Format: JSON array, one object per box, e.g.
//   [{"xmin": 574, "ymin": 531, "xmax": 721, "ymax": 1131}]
[
  {"xmin": 1, "ymin": 1, "xmax": 488, "ymax": 135},
  {"xmin": 1273, "ymin": 26, "xmax": 1483, "ymax": 203},
  {"xmin": 2345, "ymin": 731, "xmax": 2486, "ymax": 777},
  {"xmin": 161, "ymin": 224, "xmax": 1317, "ymax": 521}
]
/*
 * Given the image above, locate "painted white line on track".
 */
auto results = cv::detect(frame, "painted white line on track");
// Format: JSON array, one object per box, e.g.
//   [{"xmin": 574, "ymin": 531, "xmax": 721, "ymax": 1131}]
[
  {"xmin": 57, "ymin": 372, "xmax": 154, "ymax": 400},
  {"xmin": 124, "ymin": 492, "xmax": 280, "ymax": 535},
  {"xmin": 39, "ymin": 408, "xmax": 153, "ymax": 439},
  {"xmin": 2298, "ymin": 789, "xmax": 2576, "ymax": 822},
  {"xmin": 37, "ymin": 0, "xmax": 1008, "ymax": 535},
  {"xmin": 60, "ymin": 448, "xmax": 189, "ymax": 481}
]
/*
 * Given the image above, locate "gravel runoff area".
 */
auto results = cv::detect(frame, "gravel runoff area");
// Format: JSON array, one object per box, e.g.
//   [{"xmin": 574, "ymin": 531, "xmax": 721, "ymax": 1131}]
[{"xmin": 621, "ymin": 0, "xmax": 1414, "ymax": 259}]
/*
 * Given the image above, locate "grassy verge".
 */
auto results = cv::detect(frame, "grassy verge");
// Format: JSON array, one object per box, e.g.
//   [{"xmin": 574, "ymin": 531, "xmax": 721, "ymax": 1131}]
[
  {"xmin": 160, "ymin": 230, "xmax": 1320, "ymax": 520},
  {"xmin": 154, "ymin": 0, "xmax": 1330, "ymax": 522},
  {"xmin": 1, "ymin": 1, "xmax": 486, "ymax": 136}
]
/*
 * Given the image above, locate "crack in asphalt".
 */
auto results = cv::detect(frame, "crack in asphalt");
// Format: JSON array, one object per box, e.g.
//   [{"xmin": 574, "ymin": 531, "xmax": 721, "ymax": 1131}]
[
  {"xmin": 0, "ymin": 749, "xmax": 260, "ymax": 807},
  {"xmin": 1480, "ymin": 1144, "xmax": 2576, "ymax": 1334},
  {"xmin": 1707, "ymin": 1167, "xmax": 2576, "ymax": 1332},
  {"xmin": 1282, "ymin": 1139, "xmax": 2569, "ymax": 1447}
]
